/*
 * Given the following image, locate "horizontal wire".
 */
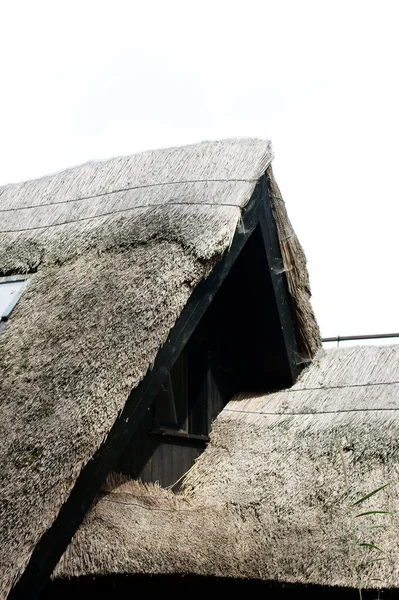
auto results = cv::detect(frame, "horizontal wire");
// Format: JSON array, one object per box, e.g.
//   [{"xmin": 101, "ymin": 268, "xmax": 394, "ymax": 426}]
[
  {"xmin": 0, "ymin": 201, "xmax": 243, "ymax": 234},
  {"xmin": 0, "ymin": 177, "xmax": 256, "ymax": 213},
  {"xmin": 276, "ymin": 380, "xmax": 399, "ymax": 393},
  {"xmin": 224, "ymin": 406, "xmax": 399, "ymax": 416},
  {"xmin": 226, "ymin": 381, "xmax": 399, "ymax": 415}
]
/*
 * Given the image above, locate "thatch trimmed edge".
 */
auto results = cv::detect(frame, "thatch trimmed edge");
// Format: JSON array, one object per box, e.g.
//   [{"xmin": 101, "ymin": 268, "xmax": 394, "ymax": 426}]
[{"xmin": 265, "ymin": 165, "xmax": 321, "ymax": 358}]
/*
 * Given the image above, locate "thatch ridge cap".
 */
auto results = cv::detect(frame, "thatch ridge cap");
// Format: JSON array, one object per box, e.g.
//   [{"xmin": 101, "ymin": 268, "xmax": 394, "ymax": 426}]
[
  {"xmin": 0, "ymin": 137, "xmax": 274, "ymax": 275},
  {"xmin": 0, "ymin": 137, "xmax": 272, "ymax": 191}
]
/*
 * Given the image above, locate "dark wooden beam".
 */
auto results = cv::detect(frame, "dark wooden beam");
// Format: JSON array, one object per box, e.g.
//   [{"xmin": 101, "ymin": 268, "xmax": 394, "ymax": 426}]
[
  {"xmin": 10, "ymin": 184, "xmax": 263, "ymax": 600},
  {"xmin": 257, "ymin": 175, "xmax": 301, "ymax": 383}
]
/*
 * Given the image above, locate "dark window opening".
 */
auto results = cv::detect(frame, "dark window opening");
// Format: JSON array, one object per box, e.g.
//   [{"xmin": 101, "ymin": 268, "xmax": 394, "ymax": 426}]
[
  {"xmin": 152, "ymin": 349, "xmax": 210, "ymax": 439},
  {"xmin": 117, "ymin": 225, "xmax": 294, "ymax": 488},
  {"xmin": 155, "ymin": 354, "xmax": 188, "ymax": 433}
]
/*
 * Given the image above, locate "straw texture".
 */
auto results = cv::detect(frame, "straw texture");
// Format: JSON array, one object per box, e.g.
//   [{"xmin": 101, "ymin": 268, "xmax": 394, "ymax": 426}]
[
  {"xmin": 56, "ymin": 346, "xmax": 399, "ymax": 589},
  {"xmin": 0, "ymin": 139, "xmax": 274, "ymax": 598},
  {"xmin": 266, "ymin": 167, "xmax": 320, "ymax": 358},
  {"xmin": 0, "ymin": 139, "xmax": 273, "ymax": 273},
  {"xmin": 0, "ymin": 138, "xmax": 318, "ymax": 598}
]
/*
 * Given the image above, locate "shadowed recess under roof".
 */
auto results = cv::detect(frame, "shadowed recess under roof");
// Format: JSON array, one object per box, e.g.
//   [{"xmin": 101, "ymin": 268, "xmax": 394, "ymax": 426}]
[
  {"xmin": 0, "ymin": 138, "xmax": 319, "ymax": 598},
  {"xmin": 55, "ymin": 346, "xmax": 399, "ymax": 590}
]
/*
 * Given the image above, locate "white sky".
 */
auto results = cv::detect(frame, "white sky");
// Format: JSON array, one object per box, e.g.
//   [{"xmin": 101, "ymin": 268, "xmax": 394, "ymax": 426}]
[{"xmin": 0, "ymin": 0, "xmax": 398, "ymax": 341}]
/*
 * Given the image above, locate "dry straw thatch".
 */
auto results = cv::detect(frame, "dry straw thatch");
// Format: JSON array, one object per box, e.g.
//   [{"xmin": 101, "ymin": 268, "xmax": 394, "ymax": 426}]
[
  {"xmin": 266, "ymin": 167, "xmax": 319, "ymax": 358},
  {"xmin": 0, "ymin": 139, "xmax": 273, "ymax": 274},
  {"xmin": 56, "ymin": 345, "xmax": 399, "ymax": 590},
  {"xmin": 0, "ymin": 139, "xmax": 318, "ymax": 598}
]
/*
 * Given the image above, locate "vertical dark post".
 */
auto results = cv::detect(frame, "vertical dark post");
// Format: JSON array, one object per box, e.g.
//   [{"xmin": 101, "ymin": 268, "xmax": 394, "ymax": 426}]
[{"xmin": 257, "ymin": 175, "xmax": 301, "ymax": 383}]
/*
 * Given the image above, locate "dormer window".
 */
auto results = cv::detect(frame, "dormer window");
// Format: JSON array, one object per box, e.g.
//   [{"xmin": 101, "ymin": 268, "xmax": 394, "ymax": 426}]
[
  {"xmin": 0, "ymin": 276, "xmax": 29, "ymax": 332},
  {"xmin": 117, "ymin": 226, "xmax": 297, "ymax": 489}
]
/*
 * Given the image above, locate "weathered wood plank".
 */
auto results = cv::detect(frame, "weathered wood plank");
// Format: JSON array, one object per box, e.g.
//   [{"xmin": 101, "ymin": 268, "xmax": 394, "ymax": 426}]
[{"xmin": 257, "ymin": 175, "xmax": 301, "ymax": 383}]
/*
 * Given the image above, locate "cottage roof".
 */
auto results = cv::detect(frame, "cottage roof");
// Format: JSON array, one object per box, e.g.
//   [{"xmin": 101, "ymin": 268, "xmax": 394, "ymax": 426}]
[
  {"xmin": 0, "ymin": 139, "xmax": 273, "ymax": 272},
  {"xmin": 0, "ymin": 139, "xmax": 319, "ymax": 598},
  {"xmin": 56, "ymin": 345, "xmax": 399, "ymax": 590}
]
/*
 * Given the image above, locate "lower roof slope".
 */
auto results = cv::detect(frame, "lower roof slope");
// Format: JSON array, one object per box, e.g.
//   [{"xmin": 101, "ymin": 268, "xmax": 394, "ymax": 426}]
[{"xmin": 55, "ymin": 345, "xmax": 399, "ymax": 590}]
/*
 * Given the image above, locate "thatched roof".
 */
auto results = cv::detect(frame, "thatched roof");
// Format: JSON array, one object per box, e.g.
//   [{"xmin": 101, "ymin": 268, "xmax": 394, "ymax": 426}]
[
  {"xmin": 0, "ymin": 139, "xmax": 274, "ymax": 273},
  {"xmin": 0, "ymin": 139, "xmax": 319, "ymax": 598},
  {"xmin": 55, "ymin": 345, "xmax": 399, "ymax": 590}
]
